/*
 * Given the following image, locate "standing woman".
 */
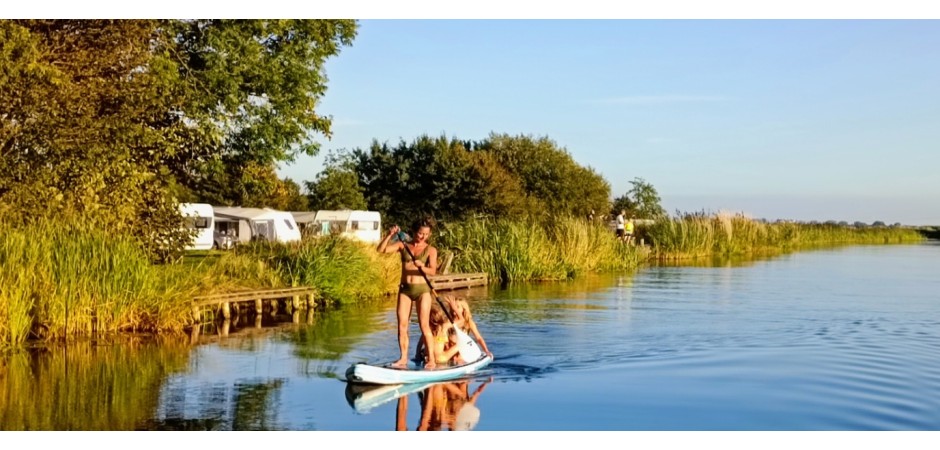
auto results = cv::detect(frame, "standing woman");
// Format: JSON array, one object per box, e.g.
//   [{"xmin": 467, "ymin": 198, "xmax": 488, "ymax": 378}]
[{"xmin": 377, "ymin": 217, "xmax": 439, "ymax": 368}]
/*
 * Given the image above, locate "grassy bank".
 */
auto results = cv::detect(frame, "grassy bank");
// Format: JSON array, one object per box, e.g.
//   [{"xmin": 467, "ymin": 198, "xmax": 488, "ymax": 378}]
[
  {"xmin": 0, "ymin": 222, "xmax": 400, "ymax": 348},
  {"xmin": 1, "ymin": 214, "xmax": 925, "ymax": 347},
  {"xmin": 644, "ymin": 212, "xmax": 926, "ymax": 260}
]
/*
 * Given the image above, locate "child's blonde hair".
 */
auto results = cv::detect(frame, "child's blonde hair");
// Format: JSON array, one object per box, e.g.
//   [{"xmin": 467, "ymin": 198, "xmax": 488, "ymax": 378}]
[{"xmin": 429, "ymin": 306, "xmax": 447, "ymax": 330}]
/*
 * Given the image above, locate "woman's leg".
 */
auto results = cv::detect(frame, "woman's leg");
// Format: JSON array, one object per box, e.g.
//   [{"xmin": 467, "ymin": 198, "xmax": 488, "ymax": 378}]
[
  {"xmin": 417, "ymin": 292, "xmax": 436, "ymax": 369},
  {"xmin": 393, "ymin": 292, "xmax": 413, "ymax": 367}
]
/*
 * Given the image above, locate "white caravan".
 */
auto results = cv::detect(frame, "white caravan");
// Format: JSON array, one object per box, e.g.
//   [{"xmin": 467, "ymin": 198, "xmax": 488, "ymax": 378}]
[
  {"xmin": 213, "ymin": 207, "xmax": 302, "ymax": 244},
  {"xmin": 179, "ymin": 203, "xmax": 215, "ymax": 251},
  {"xmin": 303, "ymin": 210, "xmax": 382, "ymax": 244}
]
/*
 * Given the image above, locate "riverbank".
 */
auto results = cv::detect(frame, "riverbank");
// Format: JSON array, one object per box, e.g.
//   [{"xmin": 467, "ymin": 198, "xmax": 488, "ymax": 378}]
[{"xmin": 0, "ymin": 216, "xmax": 925, "ymax": 348}]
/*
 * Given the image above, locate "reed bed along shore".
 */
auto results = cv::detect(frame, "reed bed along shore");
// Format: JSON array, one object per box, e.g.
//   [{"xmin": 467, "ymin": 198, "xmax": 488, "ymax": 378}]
[
  {"xmin": 437, "ymin": 215, "xmax": 645, "ymax": 283},
  {"xmin": 1, "ymin": 214, "xmax": 925, "ymax": 347},
  {"xmin": 643, "ymin": 212, "xmax": 925, "ymax": 260},
  {"xmin": 0, "ymin": 221, "xmax": 400, "ymax": 348}
]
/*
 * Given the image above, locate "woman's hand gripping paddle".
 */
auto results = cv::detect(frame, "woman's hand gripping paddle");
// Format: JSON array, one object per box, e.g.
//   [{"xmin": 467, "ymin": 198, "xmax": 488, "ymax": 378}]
[{"xmin": 398, "ymin": 232, "xmax": 484, "ymax": 363}]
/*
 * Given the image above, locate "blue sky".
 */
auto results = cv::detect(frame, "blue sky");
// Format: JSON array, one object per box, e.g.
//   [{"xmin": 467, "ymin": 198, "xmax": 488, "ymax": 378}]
[{"xmin": 277, "ymin": 19, "xmax": 940, "ymax": 225}]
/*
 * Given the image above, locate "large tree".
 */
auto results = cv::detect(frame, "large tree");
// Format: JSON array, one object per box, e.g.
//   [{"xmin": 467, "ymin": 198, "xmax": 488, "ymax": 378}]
[
  {"xmin": 155, "ymin": 19, "xmax": 358, "ymax": 206},
  {"xmin": 305, "ymin": 151, "xmax": 368, "ymax": 211},
  {"xmin": 0, "ymin": 19, "xmax": 356, "ymax": 258},
  {"xmin": 353, "ymin": 135, "xmax": 497, "ymax": 227},
  {"xmin": 619, "ymin": 177, "xmax": 665, "ymax": 219},
  {"xmin": 348, "ymin": 133, "xmax": 608, "ymax": 226},
  {"xmin": 477, "ymin": 133, "xmax": 610, "ymax": 219}
]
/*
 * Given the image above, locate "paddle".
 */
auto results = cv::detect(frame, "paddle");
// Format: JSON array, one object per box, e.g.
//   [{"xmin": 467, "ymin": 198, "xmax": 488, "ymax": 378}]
[{"xmin": 398, "ymin": 231, "xmax": 484, "ymax": 363}]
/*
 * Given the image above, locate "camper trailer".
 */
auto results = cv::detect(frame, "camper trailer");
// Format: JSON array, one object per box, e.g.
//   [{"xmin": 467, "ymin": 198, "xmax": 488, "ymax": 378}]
[
  {"xmin": 302, "ymin": 210, "xmax": 382, "ymax": 244},
  {"xmin": 213, "ymin": 207, "xmax": 302, "ymax": 244},
  {"xmin": 179, "ymin": 203, "xmax": 215, "ymax": 251}
]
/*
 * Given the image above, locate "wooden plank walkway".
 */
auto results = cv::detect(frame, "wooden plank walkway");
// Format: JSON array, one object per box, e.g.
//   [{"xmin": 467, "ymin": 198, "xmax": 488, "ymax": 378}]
[
  {"xmin": 191, "ymin": 273, "xmax": 488, "ymax": 324},
  {"xmin": 192, "ymin": 287, "xmax": 317, "ymax": 323},
  {"xmin": 429, "ymin": 272, "xmax": 487, "ymax": 291}
]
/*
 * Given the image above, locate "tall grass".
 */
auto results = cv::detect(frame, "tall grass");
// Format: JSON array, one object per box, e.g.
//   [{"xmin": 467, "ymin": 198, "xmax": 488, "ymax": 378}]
[
  {"xmin": 0, "ymin": 222, "xmax": 198, "ymax": 347},
  {"xmin": 237, "ymin": 236, "xmax": 400, "ymax": 304},
  {"xmin": 0, "ymin": 220, "xmax": 290, "ymax": 348},
  {"xmin": 437, "ymin": 216, "xmax": 643, "ymax": 283},
  {"xmin": 645, "ymin": 212, "xmax": 925, "ymax": 260}
]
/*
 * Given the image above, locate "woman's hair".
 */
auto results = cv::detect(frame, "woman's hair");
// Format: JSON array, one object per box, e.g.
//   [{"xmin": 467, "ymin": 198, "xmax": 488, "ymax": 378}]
[{"xmin": 411, "ymin": 216, "xmax": 436, "ymax": 234}]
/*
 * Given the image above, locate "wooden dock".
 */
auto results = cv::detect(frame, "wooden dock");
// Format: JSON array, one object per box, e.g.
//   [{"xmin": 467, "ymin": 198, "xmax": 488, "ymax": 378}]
[
  {"xmin": 428, "ymin": 272, "xmax": 488, "ymax": 291},
  {"xmin": 192, "ymin": 286, "xmax": 317, "ymax": 323},
  {"xmin": 190, "ymin": 272, "xmax": 488, "ymax": 326}
]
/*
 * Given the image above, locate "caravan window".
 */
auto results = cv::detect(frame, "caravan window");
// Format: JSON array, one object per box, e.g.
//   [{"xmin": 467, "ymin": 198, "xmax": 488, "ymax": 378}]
[
  {"xmin": 373, "ymin": 221, "xmax": 379, "ymax": 230},
  {"xmin": 351, "ymin": 221, "xmax": 359, "ymax": 230},
  {"xmin": 186, "ymin": 216, "xmax": 212, "ymax": 229},
  {"xmin": 284, "ymin": 219, "xmax": 295, "ymax": 230}
]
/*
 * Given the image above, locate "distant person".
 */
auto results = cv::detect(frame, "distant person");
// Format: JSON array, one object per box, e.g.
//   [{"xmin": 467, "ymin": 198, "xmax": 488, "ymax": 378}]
[
  {"xmin": 615, "ymin": 210, "xmax": 626, "ymax": 241},
  {"xmin": 587, "ymin": 209, "xmax": 595, "ymax": 222},
  {"xmin": 377, "ymin": 217, "xmax": 440, "ymax": 368},
  {"xmin": 625, "ymin": 216, "xmax": 635, "ymax": 245}
]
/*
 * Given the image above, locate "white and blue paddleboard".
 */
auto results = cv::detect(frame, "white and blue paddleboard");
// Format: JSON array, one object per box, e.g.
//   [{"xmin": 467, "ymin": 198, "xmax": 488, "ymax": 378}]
[
  {"xmin": 345, "ymin": 354, "xmax": 492, "ymax": 385},
  {"xmin": 345, "ymin": 381, "xmax": 438, "ymax": 414}
]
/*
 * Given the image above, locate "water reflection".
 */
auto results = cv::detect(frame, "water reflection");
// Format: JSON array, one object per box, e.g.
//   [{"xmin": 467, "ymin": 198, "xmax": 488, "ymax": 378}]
[
  {"xmin": 0, "ymin": 337, "xmax": 190, "ymax": 430},
  {"xmin": 346, "ymin": 378, "xmax": 493, "ymax": 431},
  {"xmin": 4, "ymin": 244, "xmax": 939, "ymax": 430}
]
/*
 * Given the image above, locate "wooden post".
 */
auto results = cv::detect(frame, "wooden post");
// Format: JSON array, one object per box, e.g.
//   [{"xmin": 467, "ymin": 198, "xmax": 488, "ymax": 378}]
[
  {"xmin": 254, "ymin": 315, "xmax": 262, "ymax": 329},
  {"xmin": 306, "ymin": 292, "xmax": 316, "ymax": 308},
  {"xmin": 255, "ymin": 298, "xmax": 263, "ymax": 315},
  {"xmin": 292, "ymin": 295, "xmax": 301, "ymax": 310},
  {"xmin": 307, "ymin": 308, "xmax": 315, "ymax": 325},
  {"xmin": 439, "ymin": 251, "xmax": 454, "ymax": 275},
  {"xmin": 270, "ymin": 300, "xmax": 279, "ymax": 316},
  {"xmin": 221, "ymin": 302, "xmax": 231, "ymax": 320},
  {"xmin": 192, "ymin": 305, "xmax": 201, "ymax": 323},
  {"xmin": 292, "ymin": 310, "xmax": 301, "ymax": 324},
  {"xmin": 221, "ymin": 319, "xmax": 230, "ymax": 337},
  {"xmin": 190, "ymin": 324, "xmax": 200, "ymax": 344}
]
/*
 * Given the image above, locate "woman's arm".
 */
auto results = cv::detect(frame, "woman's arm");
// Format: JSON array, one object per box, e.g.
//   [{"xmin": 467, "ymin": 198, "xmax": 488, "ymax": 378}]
[
  {"xmin": 412, "ymin": 246, "xmax": 438, "ymax": 276},
  {"xmin": 377, "ymin": 225, "xmax": 403, "ymax": 253}
]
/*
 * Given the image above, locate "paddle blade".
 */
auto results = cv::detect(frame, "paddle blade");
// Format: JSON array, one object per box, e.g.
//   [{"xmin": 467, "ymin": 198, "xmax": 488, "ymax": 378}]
[{"xmin": 454, "ymin": 328, "xmax": 483, "ymax": 362}]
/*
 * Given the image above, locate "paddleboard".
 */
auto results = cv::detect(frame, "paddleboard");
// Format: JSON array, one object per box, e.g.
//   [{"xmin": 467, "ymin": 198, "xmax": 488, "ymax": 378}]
[
  {"xmin": 345, "ymin": 354, "xmax": 492, "ymax": 385},
  {"xmin": 344, "ymin": 381, "xmax": 438, "ymax": 414}
]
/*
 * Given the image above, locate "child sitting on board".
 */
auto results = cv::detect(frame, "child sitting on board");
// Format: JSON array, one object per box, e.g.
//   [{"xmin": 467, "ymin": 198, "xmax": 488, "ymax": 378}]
[
  {"xmin": 446, "ymin": 296, "xmax": 493, "ymax": 362},
  {"xmin": 414, "ymin": 306, "xmax": 461, "ymax": 367}
]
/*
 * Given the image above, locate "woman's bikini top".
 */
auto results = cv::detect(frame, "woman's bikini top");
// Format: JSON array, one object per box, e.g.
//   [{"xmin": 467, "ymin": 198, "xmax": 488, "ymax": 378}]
[{"xmin": 401, "ymin": 244, "xmax": 431, "ymax": 265}]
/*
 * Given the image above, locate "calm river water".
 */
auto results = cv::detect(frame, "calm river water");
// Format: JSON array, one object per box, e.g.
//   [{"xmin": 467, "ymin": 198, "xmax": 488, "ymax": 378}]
[{"xmin": 2, "ymin": 242, "xmax": 939, "ymax": 431}]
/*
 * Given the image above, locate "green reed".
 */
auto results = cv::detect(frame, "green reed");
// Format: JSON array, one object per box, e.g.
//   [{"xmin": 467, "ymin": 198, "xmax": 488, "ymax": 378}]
[
  {"xmin": 0, "ymin": 222, "xmax": 187, "ymax": 346},
  {"xmin": 0, "ymin": 220, "xmax": 291, "ymax": 347},
  {"xmin": 237, "ymin": 236, "xmax": 398, "ymax": 304},
  {"xmin": 437, "ymin": 216, "xmax": 642, "ymax": 283},
  {"xmin": 646, "ymin": 212, "xmax": 925, "ymax": 260}
]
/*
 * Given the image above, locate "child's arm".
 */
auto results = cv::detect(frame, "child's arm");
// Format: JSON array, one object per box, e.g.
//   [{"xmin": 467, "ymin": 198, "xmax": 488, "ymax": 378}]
[
  {"xmin": 467, "ymin": 320, "xmax": 492, "ymax": 356},
  {"xmin": 440, "ymin": 340, "xmax": 462, "ymax": 364}
]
